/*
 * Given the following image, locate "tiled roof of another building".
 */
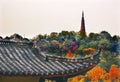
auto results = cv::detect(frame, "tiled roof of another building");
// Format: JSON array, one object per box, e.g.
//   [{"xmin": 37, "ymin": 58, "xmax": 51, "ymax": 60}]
[{"xmin": 0, "ymin": 41, "xmax": 101, "ymax": 78}]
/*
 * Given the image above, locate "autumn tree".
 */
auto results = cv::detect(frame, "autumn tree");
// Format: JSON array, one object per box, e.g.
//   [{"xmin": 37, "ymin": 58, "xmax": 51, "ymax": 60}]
[
  {"xmin": 109, "ymin": 65, "xmax": 120, "ymax": 81},
  {"xmin": 83, "ymin": 48, "xmax": 96, "ymax": 57},
  {"xmin": 86, "ymin": 67, "xmax": 106, "ymax": 82}
]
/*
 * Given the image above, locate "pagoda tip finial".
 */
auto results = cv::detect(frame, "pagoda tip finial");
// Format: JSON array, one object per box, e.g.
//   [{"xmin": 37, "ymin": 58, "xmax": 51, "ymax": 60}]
[{"xmin": 82, "ymin": 11, "xmax": 84, "ymax": 17}]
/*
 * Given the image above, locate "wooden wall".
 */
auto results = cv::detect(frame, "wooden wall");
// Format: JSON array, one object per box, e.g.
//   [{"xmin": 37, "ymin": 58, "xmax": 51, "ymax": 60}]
[{"xmin": 0, "ymin": 76, "xmax": 40, "ymax": 82}]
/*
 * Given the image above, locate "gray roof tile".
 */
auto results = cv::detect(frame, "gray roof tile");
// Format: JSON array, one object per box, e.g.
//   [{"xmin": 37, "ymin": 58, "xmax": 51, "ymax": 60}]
[{"xmin": 0, "ymin": 41, "xmax": 101, "ymax": 77}]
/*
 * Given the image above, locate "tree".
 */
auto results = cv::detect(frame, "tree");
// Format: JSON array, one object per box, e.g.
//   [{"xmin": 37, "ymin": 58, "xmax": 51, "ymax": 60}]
[
  {"xmin": 98, "ymin": 51, "xmax": 118, "ymax": 71},
  {"xmin": 66, "ymin": 50, "xmax": 75, "ymax": 58},
  {"xmin": 86, "ymin": 41, "xmax": 98, "ymax": 48},
  {"xmin": 10, "ymin": 33, "xmax": 23, "ymax": 40},
  {"xmin": 75, "ymin": 45, "xmax": 85, "ymax": 57},
  {"xmin": 35, "ymin": 34, "xmax": 43, "ymax": 41},
  {"xmin": 99, "ymin": 39, "xmax": 110, "ymax": 50},
  {"xmin": 100, "ymin": 31, "xmax": 112, "ymax": 40},
  {"xmin": 89, "ymin": 32, "xmax": 101, "ymax": 40},
  {"xmin": 50, "ymin": 32, "xmax": 58, "ymax": 38},
  {"xmin": 43, "ymin": 34, "xmax": 48, "ymax": 39},
  {"xmin": 86, "ymin": 67, "xmax": 106, "ymax": 82},
  {"xmin": 58, "ymin": 31, "xmax": 70, "ymax": 39},
  {"xmin": 117, "ymin": 41, "xmax": 120, "ymax": 54},
  {"xmin": 112, "ymin": 35, "xmax": 119, "ymax": 42},
  {"xmin": 51, "ymin": 40, "xmax": 59, "ymax": 49},
  {"xmin": 109, "ymin": 65, "xmax": 120, "ymax": 81},
  {"xmin": 83, "ymin": 48, "xmax": 96, "ymax": 55},
  {"xmin": 110, "ymin": 43, "xmax": 118, "ymax": 54}
]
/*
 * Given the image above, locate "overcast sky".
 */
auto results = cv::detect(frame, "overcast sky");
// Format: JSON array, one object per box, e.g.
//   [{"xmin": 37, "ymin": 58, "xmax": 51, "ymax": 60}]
[{"xmin": 0, "ymin": 0, "xmax": 120, "ymax": 38}]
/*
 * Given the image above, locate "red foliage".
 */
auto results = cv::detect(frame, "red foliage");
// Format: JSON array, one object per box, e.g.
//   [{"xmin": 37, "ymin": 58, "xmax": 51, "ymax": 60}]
[
  {"xmin": 66, "ymin": 50, "xmax": 74, "ymax": 58},
  {"xmin": 109, "ymin": 66, "xmax": 120, "ymax": 80}
]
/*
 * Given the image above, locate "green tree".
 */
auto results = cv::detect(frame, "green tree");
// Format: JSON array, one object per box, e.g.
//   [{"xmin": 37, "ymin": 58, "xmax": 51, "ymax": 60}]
[
  {"xmin": 99, "ymin": 39, "xmax": 110, "ymax": 50},
  {"xmin": 88, "ymin": 33, "xmax": 100, "ymax": 40},
  {"xmin": 87, "ymin": 41, "xmax": 98, "ymax": 48},
  {"xmin": 98, "ymin": 51, "xmax": 118, "ymax": 71},
  {"xmin": 59, "ymin": 31, "xmax": 69, "ymax": 36},
  {"xmin": 100, "ymin": 31, "xmax": 112, "ymax": 40},
  {"xmin": 112, "ymin": 35, "xmax": 119, "ymax": 42},
  {"xmin": 10, "ymin": 33, "xmax": 23, "ymax": 40},
  {"xmin": 75, "ymin": 45, "xmax": 85, "ymax": 57},
  {"xmin": 35, "ymin": 34, "xmax": 43, "ymax": 41},
  {"xmin": 50, "ymin": 32, "xmax": 58, "ymax": 38}
]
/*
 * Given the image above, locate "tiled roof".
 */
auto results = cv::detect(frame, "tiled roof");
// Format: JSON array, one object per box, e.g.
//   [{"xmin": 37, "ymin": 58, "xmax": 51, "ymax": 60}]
[{"xmin": 0, "ymin": 41, "xmax": 100, "ymax": 78}]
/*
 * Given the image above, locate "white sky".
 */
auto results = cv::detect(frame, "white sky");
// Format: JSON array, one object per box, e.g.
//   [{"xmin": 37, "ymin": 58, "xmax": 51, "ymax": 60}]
[{"xmin": 0, "ymin": 0, "xmax": 120, "ymax": 38}]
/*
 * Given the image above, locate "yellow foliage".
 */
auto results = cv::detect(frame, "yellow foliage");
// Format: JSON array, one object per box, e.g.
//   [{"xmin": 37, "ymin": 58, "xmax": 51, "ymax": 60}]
[
  {"xmin": 51, "ymin": 40, "xmax": 59, "ymax": 45},
  {"xmin": 83, "ymin": 48, "xmax": 95, "ymax": 52},
  {"xmin": 78, "ymin": 78, "xmax": 85, "ymax": 82},
  {"xmin": 100, "ymin": 58, "xmax": 106, "ymax": 62},
  {"xmin": 83, "ymin": 48, "xmax": 96, "ymax": 55},
  {"xmin": 69, "ymin": 75, "xmax": 84, "ymax": 82}
]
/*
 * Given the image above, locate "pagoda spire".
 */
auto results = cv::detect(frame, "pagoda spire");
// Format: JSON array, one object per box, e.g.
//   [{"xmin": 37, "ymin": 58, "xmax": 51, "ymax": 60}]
[
  {"xmin": 80, "ymin": 11, "xmax": 86, "ymax": 37},
  {"xmin": 82, "ymin": 11, "xmax": 84, "ymax": 17}
]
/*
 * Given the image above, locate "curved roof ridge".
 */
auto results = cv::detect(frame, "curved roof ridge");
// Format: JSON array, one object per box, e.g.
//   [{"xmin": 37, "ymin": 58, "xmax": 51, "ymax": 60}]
[{"xmin": 40, "ymin": 49, "xmax": 101, "ymax": 63}]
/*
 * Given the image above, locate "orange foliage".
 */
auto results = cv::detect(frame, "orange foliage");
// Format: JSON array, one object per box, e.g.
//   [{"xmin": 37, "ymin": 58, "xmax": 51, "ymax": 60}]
[
  {"xmin": 71, "ymin": 76, "xmax": 79, "ymax": 82},
  {"xmin": 83, "ymin": 48, "xmax": 95, "ymax": 54},
  {"xmin": 69, "ymin": 65, "xmax": 120, "ymax": 82},
  {"xmin": 83, "ymin": 48, "xmax": 95, "ymax": 52},
  {"xmin": 109, "ymin": 65, "xmax": 120, "ymax": 80},
  {"xmin": 66, "ymin": 50, "xmax": 74, "ymax": 58},
  {"xmin": 51, "ymin": 40, "xmax": 59, "ymax": 45},
  {"xmin": 86, "ymin": 67, "xmax": 106, "ymax": 82}
]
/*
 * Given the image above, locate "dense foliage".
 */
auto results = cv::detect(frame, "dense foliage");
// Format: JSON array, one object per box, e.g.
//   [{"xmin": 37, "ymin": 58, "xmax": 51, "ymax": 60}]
[
  {"xmin": 1, "ymin": 30, "xmax": 120, "ymax": 82},
  {"xmin": 32, "ymin": 30, "xmax": 120, "ymax": 82},
  {"xmin": 68, "ymin": 65, "xmax": 120, "ymax": 82},
  {"xmin": 33, "ymin": 31, "xmax": 120, "ymax": 57}
]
